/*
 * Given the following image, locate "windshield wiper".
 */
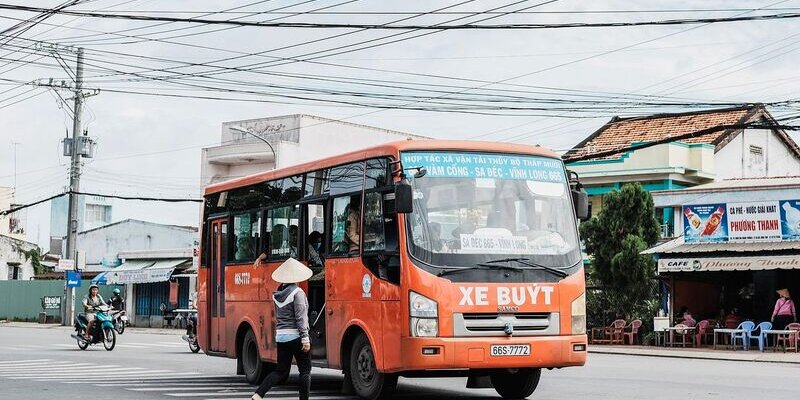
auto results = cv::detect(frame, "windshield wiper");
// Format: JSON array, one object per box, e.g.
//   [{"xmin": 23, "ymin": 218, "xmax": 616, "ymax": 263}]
[
  {"xmin": 437, "ymin": 264, "xmax": 523, "ymax": 277},
  {"xmin": 483, "ymin": 258, "xmax": 569, "ymax": 278}
]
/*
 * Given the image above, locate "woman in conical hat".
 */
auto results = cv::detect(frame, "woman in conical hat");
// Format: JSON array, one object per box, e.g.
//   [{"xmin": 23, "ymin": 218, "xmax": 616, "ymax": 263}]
[
  {"xmin": 771, "ymin": 288, "xmax": 797, "ymax": 329},
  {"xmin": 252, "ymin": 258, "xmax": 313, "ymax": 400}
]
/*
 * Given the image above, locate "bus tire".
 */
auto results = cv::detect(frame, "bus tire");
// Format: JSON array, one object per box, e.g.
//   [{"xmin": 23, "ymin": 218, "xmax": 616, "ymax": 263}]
[
  {"xmin": 348, "ymin": 333, "xmax": 397, "ymax": 400},
  {"xmin": 241, "ymin": 330, "xmax": 269, "ymax": 384},
  {"xmin": 490, "ymin": 368, "xmax": 541, "ymax": 399}
]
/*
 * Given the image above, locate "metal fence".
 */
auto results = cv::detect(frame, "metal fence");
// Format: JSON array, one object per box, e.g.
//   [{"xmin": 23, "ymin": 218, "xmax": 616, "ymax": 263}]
[
  {"xmin": 0, "ymin": 280, "xmax": 116, "ymax": 322},
  {"xmin": 587, "ymin": 280, "xmax": 664, "ymax": 345}
]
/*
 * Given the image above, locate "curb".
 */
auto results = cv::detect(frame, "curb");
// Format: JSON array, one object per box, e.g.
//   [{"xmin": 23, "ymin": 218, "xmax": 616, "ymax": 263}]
[{"xmin": 589, "ymin": 346, "xmax": 800, "ymax": 365}]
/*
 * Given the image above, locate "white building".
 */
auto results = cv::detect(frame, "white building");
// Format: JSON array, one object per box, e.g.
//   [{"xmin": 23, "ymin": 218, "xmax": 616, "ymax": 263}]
[
  {"xmin": 49, "ymin": 194, "xmax": 113, "ymax": 255},
  {"xmin": 201, "ymin": 114, "xmax": 428, "ymax": 186},
  {"xmin": 75, "ymin": 219, "xmax": 197, "ymax": 268},
  {"xmin": 0, "ymin": 234, "xmax": 37, "ymax": 280}
]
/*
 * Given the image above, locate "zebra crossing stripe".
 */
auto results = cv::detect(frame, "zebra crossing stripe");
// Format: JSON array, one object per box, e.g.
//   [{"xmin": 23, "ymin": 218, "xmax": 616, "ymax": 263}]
[
  {"xmin": 2, "ymin": 367, "xmax": 146, "ymax": 377},
  {"xmin": 0, "ymin": 359, "xmax": 54, "ymax": 365},
  {"xmin": 129, "ymin": 386, "xmax": 253, "ymax": 391}
]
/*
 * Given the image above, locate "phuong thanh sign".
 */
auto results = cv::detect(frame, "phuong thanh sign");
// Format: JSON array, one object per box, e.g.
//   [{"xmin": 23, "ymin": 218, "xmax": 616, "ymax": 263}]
[
  {"xmin": 659, "ymin": 256, "xmax": 800, "ymax": 273},
  {"xmin": 683, "ymin": 199, "xmax": 800, "ymax": 243}
]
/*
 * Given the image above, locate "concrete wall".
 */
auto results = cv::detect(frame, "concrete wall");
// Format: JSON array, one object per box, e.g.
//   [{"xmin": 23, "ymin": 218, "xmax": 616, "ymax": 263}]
[
  {"xmin": 78, "ymin": 220, "xmax": 197, "ymax": 265},
  {"xmin": 0, "ymin": 279, "xmax": 116, "ymax": 322},
  {"xmin": 715, "ymin": 129, "xmax": 800, "ymax": 180}
]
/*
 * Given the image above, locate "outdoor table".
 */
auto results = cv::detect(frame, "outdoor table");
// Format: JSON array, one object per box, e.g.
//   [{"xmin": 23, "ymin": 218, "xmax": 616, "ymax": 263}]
[
  {"xmin": 713, "ymin": 328, "xmax": 744, "ymax": 350},
  {"xmin": 665, "ymin": 326, "xmax": 696, "ymax": 347},
  {"xmin": 762, "ymin": 329, "xmax": 799, "ymax": 352},
  {"xmin": 589, "ymin": 327, "xmax": 609, "ymax": 344},
  {"xmin": 654, "ymin": 329, "xmax": 670, "ymax": 347}
]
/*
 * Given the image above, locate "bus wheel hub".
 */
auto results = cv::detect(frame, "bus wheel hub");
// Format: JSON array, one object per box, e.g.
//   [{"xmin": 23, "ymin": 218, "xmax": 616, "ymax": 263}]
[{"xmin": 356, "ymin": 347, "xmax": 375, "ymax": 382}]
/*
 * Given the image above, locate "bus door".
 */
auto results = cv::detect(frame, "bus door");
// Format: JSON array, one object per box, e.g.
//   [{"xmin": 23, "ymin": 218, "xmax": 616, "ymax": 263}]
[
  {"xmin": 302, "ymin": 201, "xmax": 327, "ymax": 359},
  {"xmin": 209, "ymin": 218, "xmax": 228, "ymax": 352}
]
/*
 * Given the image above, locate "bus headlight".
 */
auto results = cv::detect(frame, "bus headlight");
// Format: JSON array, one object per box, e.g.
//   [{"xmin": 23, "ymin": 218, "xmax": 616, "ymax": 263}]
[
  {"xmin": 571, "ymin": 292, "xmax": 586, "ymax": 335},
  {"xmin": 410, "ymin": 292, "xmax": 438, "ymax": 337}
]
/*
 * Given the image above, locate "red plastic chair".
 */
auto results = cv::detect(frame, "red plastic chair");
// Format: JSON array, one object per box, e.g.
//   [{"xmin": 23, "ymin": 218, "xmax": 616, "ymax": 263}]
[
  {"xmin": 695, "ymin": 320, "xmax": 715, "ymax": 346},
  {"xmin": 775, "ymin": 323, "xmax": 800, "ymax": 352},
  {"xmin": 608, "ymin": 319, "xmax": 627, "ymax": 345},
  {"xmin": 623, "ymin": 320, "xmax": 642, "ymax": 345}
]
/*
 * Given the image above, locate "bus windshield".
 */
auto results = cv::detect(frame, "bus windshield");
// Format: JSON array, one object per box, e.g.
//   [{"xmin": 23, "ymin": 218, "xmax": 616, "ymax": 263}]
[{"xmin": 402, "ymin": 151, "xmax": 582, "ymax": 270}]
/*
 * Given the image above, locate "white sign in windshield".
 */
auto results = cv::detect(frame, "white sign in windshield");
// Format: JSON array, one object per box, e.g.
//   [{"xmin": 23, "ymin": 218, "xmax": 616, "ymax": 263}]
[{"xmin": 459, "ymin": 234, "xmax": 528, "ymax": 254}]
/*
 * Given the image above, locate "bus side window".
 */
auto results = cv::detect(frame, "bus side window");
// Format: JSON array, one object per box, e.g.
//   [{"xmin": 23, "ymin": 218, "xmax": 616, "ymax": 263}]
[
  {"xmin": 267, "ymin": 205, "xmax": 299, "ymax": 260},
  {"xmin": 230, "ymin": 211, "xmax": 260, "ymax": 263},
  {"xmin": 363, "ymin": 191, "xmax": 400, "ymax": 284},
  {"xmin": 330, "ymin": 195, "xmax": 361, "ymax": 257}
]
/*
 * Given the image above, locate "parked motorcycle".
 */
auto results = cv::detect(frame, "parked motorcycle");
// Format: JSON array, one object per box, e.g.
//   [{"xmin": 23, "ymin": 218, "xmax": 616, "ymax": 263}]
[
  {"xmin": 108, "ymin": 308, "xmax": 127, "ymax": 335},
  {"xmin": 181, "ymin": 312, "xmax": 200, "ymax": 353},
  {"xmin": 70, "ymin": 305, "xmax": 116, "ymax": 351}
]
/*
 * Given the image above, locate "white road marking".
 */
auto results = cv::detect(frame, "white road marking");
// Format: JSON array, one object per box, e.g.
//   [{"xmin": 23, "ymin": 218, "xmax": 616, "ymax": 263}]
[{"xmin": 130, "ymin": 386, "xmax": 253, "ymax": 391}]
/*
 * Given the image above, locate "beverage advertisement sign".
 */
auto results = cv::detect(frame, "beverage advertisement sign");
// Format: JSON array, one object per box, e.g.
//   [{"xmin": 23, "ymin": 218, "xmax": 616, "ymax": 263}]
[
  {"xmin": 683, "ymin": 204, "xmax": 727, "ymax": 242},
  {"xmin": 726, "ymin": 201, "xmax": 781, "ymax": 242},
  {"xmin": 684, "ymin": 199, "xmax": 800, "ymax": 243},
  {"xmin": 781, "ymin": 200, "xmax": 800, "ymax": 240}
]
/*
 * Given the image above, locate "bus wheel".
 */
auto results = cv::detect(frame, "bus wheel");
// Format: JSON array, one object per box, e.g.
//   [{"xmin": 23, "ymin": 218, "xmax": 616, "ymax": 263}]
[
  {"xmin": 242, "ymin": 330, "xmax": 269, "ymax": 384},
  {"xmin": 490, "ymin": 368, "xmax": 541, "ymax": 399},
  {"xmin": 349, "ymin": 333, "xmax": 397, "ymax": 400}
]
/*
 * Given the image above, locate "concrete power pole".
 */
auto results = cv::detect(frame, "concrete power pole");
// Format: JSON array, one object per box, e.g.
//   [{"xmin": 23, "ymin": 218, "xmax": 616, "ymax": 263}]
[{"xmin": 64, "ymin": 47, "xmax": 84, "ymax": 326}]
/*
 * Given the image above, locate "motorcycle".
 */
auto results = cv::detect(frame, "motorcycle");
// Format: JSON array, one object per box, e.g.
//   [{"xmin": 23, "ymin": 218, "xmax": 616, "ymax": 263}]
[
  {"xmin": 108, "ymin": 308, "xmax": 127, "ymax": 335},
  {"xmin": 70, "ymin": 305, "xmax": 117, "ymax": 351},
  {"xmin": 181, "ymin": 312, "xmax": 200, "ymax": 353}
]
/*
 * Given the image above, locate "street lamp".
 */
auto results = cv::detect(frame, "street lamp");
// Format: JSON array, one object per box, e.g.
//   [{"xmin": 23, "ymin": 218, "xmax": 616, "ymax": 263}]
[{"xmin": 229, "ymin": 125, "xmax": 276, "ymax": 158}]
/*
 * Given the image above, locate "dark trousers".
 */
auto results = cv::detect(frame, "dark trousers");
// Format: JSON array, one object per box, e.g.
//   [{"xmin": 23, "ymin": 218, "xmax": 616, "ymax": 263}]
[
  {"xmin": 255, "ymin": 338, "xmax": 311, "ymax": 399},
  {"xmin": 774, "ymin": 314, "xmax": 795, "ymax": 330}
]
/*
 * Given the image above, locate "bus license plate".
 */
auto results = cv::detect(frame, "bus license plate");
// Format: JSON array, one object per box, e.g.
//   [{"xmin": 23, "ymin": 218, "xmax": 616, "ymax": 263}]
[{"xmin": 490, "ymin": 344, "xmax": 530, "ymax": 356}]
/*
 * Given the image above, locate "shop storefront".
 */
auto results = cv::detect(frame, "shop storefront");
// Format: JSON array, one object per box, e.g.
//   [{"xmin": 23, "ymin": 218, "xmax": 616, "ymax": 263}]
[{"xmin": 647, "ymin": 178, "xmax": 800, "ymax": 326}]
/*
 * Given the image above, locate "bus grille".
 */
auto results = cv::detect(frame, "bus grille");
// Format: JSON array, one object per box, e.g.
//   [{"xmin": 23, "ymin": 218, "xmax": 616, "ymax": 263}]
[{"xmin": 453, "ymin": 312, "xmax": 559, "ymax": 337}]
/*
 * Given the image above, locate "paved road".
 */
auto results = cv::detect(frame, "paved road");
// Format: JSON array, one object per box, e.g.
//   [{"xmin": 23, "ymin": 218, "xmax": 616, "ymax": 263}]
[{"xmin": 1, "ymin": 325, "xmax": 798, "ymax": 399}]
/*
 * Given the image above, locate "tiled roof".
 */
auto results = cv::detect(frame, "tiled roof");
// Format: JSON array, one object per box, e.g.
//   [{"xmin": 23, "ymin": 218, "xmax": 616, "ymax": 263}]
[
  {"xmin": 642, "ymin": 236, "xmax": 800, "ymax": 254},
  {"xmin": 564, "ymin": 105, "xmax": 800, "ymax": 160}
]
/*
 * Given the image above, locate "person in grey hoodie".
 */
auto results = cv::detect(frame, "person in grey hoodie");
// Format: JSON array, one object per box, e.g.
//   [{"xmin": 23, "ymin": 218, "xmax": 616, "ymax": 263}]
[{"xmin": 252, "ymin": 258, "xmax": 313, "ymax": 400}]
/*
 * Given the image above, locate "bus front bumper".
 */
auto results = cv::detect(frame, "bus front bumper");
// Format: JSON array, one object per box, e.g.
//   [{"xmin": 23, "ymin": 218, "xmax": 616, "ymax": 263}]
[{"xmin": 395, "ymin": 335, "xmax": 587, "ymax": 372}]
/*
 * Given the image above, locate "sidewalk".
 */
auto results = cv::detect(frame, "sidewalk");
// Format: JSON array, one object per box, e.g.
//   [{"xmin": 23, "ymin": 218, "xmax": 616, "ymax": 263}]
[
  {"xmin": 0, "ymin": 321, "xmax": 183, "ymax": 335},
  {"xmin": 589, "ymin": 344, "xmax": 800, "ymax": 364}
]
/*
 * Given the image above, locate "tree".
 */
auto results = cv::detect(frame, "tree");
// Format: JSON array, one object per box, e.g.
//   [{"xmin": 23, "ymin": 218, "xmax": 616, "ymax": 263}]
[{"xmin": 580, "ymin": 183, "xmax": 661, "ymax": 324}]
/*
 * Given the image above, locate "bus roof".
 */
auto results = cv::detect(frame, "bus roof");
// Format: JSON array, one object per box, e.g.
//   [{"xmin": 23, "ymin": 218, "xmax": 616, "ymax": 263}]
[{"xmin": 204, "ymin": 140, "xmax": 560, "ymax": 195}]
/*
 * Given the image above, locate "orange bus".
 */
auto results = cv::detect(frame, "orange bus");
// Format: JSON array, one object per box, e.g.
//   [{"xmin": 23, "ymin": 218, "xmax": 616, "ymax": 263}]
[{"xmin": 198, "ymin": 140, "xmax": 588, "ymax": 399}]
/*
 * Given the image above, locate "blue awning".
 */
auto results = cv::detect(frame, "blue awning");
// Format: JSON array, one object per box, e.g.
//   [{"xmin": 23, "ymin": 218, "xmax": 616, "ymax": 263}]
[{"xmin": 91, "ymin": 272, "xmax": 108, "ymax": 285}]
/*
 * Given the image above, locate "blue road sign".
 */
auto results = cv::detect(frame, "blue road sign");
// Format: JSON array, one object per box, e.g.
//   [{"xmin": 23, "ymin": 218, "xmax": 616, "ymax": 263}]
[{"xmin": 66, "ymin": 271, "xmax": 81, "ymax": 288}]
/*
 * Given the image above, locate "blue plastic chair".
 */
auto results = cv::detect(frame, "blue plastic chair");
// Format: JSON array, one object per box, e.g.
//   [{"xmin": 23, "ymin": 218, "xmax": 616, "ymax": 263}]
[
  {"xmin": 731, "ymin": 321, "xmax": 756, "ymax": 350},
  {"xmin": 748, "ymin": 322, "xmax": 772, "ymax": 351}
]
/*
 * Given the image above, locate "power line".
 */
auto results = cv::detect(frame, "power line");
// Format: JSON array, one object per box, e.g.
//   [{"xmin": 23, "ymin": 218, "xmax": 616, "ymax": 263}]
[{"xmin": 5, "ymin": 4, "xmax": 800, "ymax": 29}]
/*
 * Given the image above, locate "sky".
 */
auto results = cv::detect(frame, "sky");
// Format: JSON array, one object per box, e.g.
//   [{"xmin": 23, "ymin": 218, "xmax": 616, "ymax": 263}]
[{"xmin": 2, "ymin": 0, "xmax": 800, "ymax": 249}]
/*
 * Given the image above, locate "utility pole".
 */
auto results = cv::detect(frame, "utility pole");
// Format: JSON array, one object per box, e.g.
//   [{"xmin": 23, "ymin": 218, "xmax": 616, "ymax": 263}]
[{"xmin": 64, "ymin": 48, "xmax": 84, "ymax": 327}]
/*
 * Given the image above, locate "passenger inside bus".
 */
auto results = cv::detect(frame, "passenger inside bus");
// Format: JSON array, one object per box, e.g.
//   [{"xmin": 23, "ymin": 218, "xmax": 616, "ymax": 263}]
[
  {"xmin": 289, "ymin": 225, "xmax": 299, "ymax": 259},
  {"xmin": 271, "ymin": 224, "xmax": 286, "ymax": 256},
  {"xmin": 345, "ymin": 197, "xmax": 361, "ymax": 253},
  {"xmin": 307, "ymin": 231, "xmax": 325, "ymax": 278}
]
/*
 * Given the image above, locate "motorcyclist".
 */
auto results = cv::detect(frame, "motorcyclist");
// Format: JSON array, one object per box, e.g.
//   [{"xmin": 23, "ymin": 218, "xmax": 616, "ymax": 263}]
[
  {"xmin": 186, "ymin": 297, "xmax": 198, "ymax": 338},
  {"xmin": 81, "ymin": 284, "xmax": 106, "ymax": 340},
  {"xmin": 108, "ymin": 288, "xmax": 125, "ymax": 312}
]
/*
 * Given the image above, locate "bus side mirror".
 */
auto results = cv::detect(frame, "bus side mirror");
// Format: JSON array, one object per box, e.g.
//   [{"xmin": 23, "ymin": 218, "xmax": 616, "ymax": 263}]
[
  {"xmin": 572, "ymin": 189, "xmax": 589, "ymax": 221},
  {"xmin": 394, "ymin": 182, "xmax": 414, "ymax": 214}
]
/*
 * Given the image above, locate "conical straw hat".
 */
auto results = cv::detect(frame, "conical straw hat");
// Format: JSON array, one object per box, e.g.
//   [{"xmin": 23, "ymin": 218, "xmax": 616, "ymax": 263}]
[
  {"xmin": 777, "ymin": 288, "xmax": 791, "ymax": 299},
  {"xmin": 272, "ymin": 258, "xmax": 313, "ymax": 284}
]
